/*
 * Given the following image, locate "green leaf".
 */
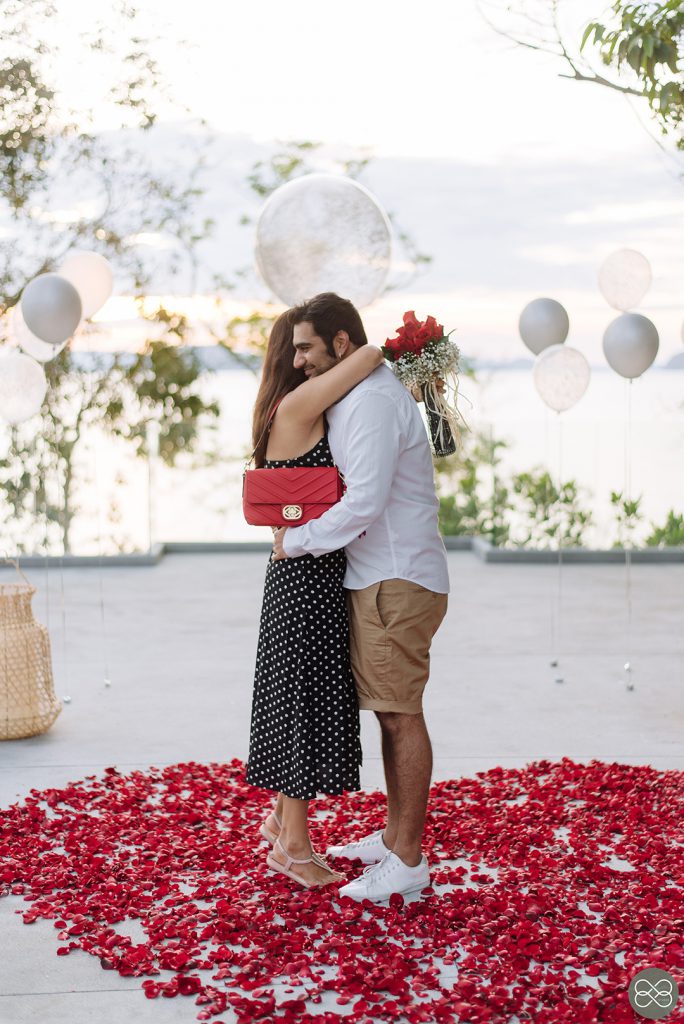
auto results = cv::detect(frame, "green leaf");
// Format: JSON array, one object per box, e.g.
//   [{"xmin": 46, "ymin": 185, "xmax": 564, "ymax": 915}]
[{"xmin": 581, "ymin": 21, "xmax": 603, "ymax": 50}]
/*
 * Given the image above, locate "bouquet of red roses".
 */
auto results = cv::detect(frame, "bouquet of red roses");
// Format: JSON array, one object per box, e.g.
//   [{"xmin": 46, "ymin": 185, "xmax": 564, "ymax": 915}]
[{"xmin": 382, "ymin": 311, "xmax": 467, "ymax": 456}]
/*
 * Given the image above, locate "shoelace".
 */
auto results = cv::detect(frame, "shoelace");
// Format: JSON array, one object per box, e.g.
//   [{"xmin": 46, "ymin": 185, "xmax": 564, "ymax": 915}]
[
  {"xmin": 361, "ymin": 854, "xmax": 426, "ymax": 885},
  {"xmin": 361, "ymin": 853, "xmax": 393, "ymax": 880}
]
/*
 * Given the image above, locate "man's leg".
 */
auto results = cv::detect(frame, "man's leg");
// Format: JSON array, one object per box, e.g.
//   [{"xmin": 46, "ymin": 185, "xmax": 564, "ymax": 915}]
[
  {"xmin": 376, "ymin": 710, "xmax": 433, "ymax": 867},
  {"xmin": 378, "ymin": 718, "xmax": 399, "ymax": 848}
]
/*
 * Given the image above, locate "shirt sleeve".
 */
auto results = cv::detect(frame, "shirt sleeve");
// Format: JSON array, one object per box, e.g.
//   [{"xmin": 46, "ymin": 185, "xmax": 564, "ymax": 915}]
[{"xmin": 282, "ymin": 392, "xmax": 402, "ymax": 559}]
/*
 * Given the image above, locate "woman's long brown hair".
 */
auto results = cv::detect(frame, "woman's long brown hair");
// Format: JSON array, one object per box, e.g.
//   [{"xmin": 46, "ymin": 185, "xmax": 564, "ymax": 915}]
[{"xmin": 250, "ymin": 309, "xmax": 306, "ymax": 468}]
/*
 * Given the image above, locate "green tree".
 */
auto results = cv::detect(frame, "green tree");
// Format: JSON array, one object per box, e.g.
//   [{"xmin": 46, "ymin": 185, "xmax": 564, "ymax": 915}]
[
  {"xmin": 0, "ymin": 0, "xmax": 211, "ymax": 318},
  {"xmin": 436, "ymin": 428, "xmax": 513, "ymax": 546},
  {"xmin": 0, "ymin": 313, "xmax": 220, "ymax": 554},
  {"xmin": 609, "ymin": 489, "xmax": 644, "ymax": 547},
  {"xmin": 512, "ymin": 469, "xmax": 594, "ymax": 548},
  {"xmin": 645, "ymin": 508, "xmax": 684, "ymax": 546},
  {"xmin": 478, "ymin": 0, "xmax": 684, "ymax": 153},
  {"xmin": 582, "ymin": 2, "xmax": 683, "ymax": 148},
  {"xmin": 0, "ymin": 1, "xmax": 217, "ymax": 553}
]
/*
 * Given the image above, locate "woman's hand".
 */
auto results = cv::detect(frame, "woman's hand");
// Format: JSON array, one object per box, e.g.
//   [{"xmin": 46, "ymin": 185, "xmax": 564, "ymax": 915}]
[{"xmin": 272, "ymin": 526, "xmax": 289, "ymax": 560}]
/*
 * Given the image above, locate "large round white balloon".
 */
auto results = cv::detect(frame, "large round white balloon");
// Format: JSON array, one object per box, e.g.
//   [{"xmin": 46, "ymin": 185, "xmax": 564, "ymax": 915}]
[
  {"xmin": 0, "ymin": 349, "xmax": 48, "ymax": 424},
  {"xmin": 21, "ymin": 273, "xmax": 82, "ymax": 345},
  {"xmin": 11, "ymin": 305, "xmax": 67, "ymax": 362},
  {"xmin": 603, "ymin": 312, "xmax": 659, "ymax": 379},
  {"xmin": 533, "ymin": 343, "xmax": 590, "ymax": 412},
  {"xmin": 59, "ymin": 250, "xmax": 113, "ymax": 318},
  {"xmin": 519, "ymin": 298, "xmax": 569, "ymax": 355},
  {"xmin": 255, "ymin": 173, "xmax": 392, "ymax": 307},
  {"xmin": 598, "ymin": 249, "xmax": 652, "ymax": 311}
]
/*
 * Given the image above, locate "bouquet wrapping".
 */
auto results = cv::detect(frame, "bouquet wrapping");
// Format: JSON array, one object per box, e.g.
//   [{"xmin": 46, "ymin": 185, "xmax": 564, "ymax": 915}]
[{"xmin": 382, "ymin": 311, "xmax": 468, "ymax": 456}]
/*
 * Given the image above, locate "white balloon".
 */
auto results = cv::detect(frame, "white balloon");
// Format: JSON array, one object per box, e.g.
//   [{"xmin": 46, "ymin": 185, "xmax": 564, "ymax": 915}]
[
  {"xmin": 519, "ymin": 298, "xmax": 569, "ymax": 355},
  {"xmin": 603, "ymin": 312, "xmax": 659, "ymax": 379},
  {"xmin": 59, "ymin": 250, "xmax": 114, "ymax": 319},
  {"xmin": 598, "ymin": 249, "xmax": 652, "ymax": 311},
  {"xmin": 11, "ymin": 305, "xmax": 67, "ymax": 362},
  {"xmin": 533, "ymin": 343, "xmax": 590, "ymax": 413},
  {"xmin": 255, "ymin": 173, "xmax": 392, "ymax": 307},
  {"xmin": 0, "ymin": 349, "xmax": 48, "ymax": 424},
  {"xmin": 21, "ymin": 273, "xmax": 82, "ymax": 345}
]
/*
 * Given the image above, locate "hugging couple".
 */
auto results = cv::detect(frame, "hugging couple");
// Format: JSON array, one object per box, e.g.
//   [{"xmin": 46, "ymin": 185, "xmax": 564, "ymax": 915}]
[{"xmin": 245, "ymin": 291, "xmax": 449, "ymax": 902}]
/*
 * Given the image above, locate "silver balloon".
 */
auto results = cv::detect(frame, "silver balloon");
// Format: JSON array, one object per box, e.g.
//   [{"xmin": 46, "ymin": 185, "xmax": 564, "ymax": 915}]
[
  {"xmin": 519, "ymin": 298, "xmax": 569, "ymax": 355},
  {"xmin": 0, "ymin": 349, "xmax": 47, "ymax": 424},
  {"xmin": 255, "ymin": 173, "xmax": 391, "ymax": 307},
  {"xmin": 59, "ymin": 250, "xmax": 113, "ymax": 319},
  {"xmin": 11, "ymin": 305, "xmax": 66, "ymax": 362},
  {"xmin": 533, "ymin": 343, "xmax": 590, "ymax": 413},
  {"xmin": 21, "ymin": 273, "xmax": 82, "ymax": 345},
  {"xmin": 598, "ymin": 249, "xmax": 652, "ymax": 311},
  {"xmin": 603, "ymin": 313, "xmax": 659, "ymax": 379}
]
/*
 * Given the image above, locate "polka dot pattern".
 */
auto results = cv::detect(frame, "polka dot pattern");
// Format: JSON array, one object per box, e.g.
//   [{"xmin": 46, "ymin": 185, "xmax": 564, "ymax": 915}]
[{"xmin": 245, "ymin": 433, "xmax": 362, "ymax": 800}]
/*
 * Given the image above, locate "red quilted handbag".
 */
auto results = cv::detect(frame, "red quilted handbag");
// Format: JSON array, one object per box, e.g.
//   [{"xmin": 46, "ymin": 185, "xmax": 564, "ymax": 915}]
[
  {"xmin": 243, "ymin": 399, "xmax": 344, "ymax": 527},
  {"xmin": 243, "ymin": 464, "xmax": 344, "ymax": 527}
]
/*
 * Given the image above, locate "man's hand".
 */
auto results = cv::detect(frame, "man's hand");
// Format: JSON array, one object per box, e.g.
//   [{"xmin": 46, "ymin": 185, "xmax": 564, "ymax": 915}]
[
  {"xmin": 272, "ymin": 526, "xmax": 289, "ymax": 560},
  {"xmin": 411, "ymin": 378, "xmax": 446, "ymax": 403}
]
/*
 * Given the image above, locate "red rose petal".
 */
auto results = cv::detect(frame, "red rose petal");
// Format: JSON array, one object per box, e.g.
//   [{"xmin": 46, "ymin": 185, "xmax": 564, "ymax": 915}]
[{"xmin": 2, "ymin": 758, "xmax": 683, "ymax": 1023}]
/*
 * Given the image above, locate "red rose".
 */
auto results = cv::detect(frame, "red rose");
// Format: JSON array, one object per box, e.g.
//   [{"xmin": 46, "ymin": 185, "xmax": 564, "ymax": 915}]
[
  {"xmin": 402, "ymin": 311, "xmax": 421, "ymax": 337},
  {"xmin": 382, "ymin": 335, "xmax": 402, "ymax": 360},
  {"xmin": 424, "ymin": 315, "xmax": 444, "ymax": 340},
  {"xmin": 384, "ymin": 312, "xmax": 445, "ymax": 360}
]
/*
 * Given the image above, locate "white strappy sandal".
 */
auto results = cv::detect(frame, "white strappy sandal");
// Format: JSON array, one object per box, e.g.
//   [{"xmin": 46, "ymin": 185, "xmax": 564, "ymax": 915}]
[
  {"xmin": 259, "ymin": 807, "xmax": 283, "ymax": 845},
  {"xmin": 266, "ymin": 837, "xmax": 344, "ymax": 889}
]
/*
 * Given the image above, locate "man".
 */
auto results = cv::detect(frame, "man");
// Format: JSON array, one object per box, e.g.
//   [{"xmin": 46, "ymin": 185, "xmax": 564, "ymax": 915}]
[{"xmin": 272, "ymin": 292, "xmax": 449, "ymax": 902}]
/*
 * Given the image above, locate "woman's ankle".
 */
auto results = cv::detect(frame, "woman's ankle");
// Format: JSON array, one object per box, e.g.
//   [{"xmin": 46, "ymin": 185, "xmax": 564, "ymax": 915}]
[{"xmin": 277, "ymin": 831, "xmax": 312, "ymax": 855}]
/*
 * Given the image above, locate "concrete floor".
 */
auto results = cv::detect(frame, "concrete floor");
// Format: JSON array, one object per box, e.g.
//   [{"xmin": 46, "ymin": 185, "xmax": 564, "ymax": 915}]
[{"xmin": 1, "ymin": 551, "xmax": 683, "ymax": 1023}]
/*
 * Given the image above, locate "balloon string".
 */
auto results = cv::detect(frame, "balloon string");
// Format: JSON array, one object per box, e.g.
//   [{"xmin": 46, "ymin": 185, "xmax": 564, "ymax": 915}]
[
  {"xmin": 87, "ymin": 371, "xmax": 111, "ymax": 687},
  {"xmin": 147, "ymin": 442, "xmax": 153, "ymax": 552},
  {"xmin": 557, "ymin": 412, "xmax": 563, "ymax": 665},
  {"xmin": 625, "ymin": 378, "xmax": 633, "ymax": 679},
  {"xmin": 39, "ymin": 427, "xmax": 51, "ymax": 636},
  {"xmin": 548, "ymin": 413, "xmax": 555, "ymax": 660},
  {"xmin": 56, "ymin": 455, "xmax": 70, "ymax": 698},
  {"xmin": 95, "ymin": 447, "xmax": 111, "ymax": 686}
]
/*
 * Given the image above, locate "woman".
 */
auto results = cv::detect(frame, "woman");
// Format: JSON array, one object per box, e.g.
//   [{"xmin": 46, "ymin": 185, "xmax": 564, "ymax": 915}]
[{"xmin": 246, "ymin": 308, "xmax": 383, "ymax": 889}]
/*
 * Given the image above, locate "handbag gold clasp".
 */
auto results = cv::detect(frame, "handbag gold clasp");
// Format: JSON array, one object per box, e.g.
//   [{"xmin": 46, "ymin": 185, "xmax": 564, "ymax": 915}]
[{"xmin": 282, "ymin": 505, "xmax": 303, "ymax": 521}]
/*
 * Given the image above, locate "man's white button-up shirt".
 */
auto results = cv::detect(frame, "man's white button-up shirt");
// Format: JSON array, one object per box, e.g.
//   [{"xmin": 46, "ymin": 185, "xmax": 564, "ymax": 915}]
[{"xmin": 282, "ymin": 363, "xmax": 450, "ymax": 593}]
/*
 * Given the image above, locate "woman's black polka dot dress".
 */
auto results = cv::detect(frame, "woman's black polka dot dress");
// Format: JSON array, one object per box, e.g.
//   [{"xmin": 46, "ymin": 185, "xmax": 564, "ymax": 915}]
[{"xmin": 246, "ymin": 428, "xmax": 362, "ymax": 801}]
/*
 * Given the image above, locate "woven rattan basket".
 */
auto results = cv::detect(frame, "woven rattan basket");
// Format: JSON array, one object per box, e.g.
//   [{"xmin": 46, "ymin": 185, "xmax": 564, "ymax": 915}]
[{"xmin": 0, "ymin": 561, "xmax": 61, "ymax": 740}]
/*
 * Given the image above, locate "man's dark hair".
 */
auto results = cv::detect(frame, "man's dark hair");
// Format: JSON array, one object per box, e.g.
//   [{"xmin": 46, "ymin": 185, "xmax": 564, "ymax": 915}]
[{"xmin": 291, "ymin": 292, "xmax": 368, "ymax": 356}]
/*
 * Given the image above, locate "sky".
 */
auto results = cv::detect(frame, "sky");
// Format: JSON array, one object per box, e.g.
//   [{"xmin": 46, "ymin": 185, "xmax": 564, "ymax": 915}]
[
  {"xmin": 27, "ymin": 0, "xmax": 684, "ymax": 362},
  {"xmin": 53, "ymin": 0, "xmax": 675, "ymax": 163}
]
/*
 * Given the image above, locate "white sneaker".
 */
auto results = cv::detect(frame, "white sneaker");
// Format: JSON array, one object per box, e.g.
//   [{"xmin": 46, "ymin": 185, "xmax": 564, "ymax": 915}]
[
  {"xmin": 326, "ymin": 829, "xmax": 391, "ymax": 865},
  {"xmin": 338, "ymin": 851, "xmax": 430, "ymax": 903}
]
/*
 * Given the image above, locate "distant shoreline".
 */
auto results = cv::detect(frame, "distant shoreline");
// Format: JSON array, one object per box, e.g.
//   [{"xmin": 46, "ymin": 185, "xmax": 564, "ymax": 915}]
[{"xmin": 62, "ymin": 348, "xmax": 684, "ymax": 373}]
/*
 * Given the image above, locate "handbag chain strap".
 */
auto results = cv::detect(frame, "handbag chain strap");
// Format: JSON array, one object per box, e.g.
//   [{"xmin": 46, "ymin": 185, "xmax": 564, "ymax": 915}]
[
  {"xmin": 244, "ymin": 397, "xmax": 344, "ymax": 481},
  {"xmin": 245, "ymin": 397, "xmax": 285, "ymax": 470}
]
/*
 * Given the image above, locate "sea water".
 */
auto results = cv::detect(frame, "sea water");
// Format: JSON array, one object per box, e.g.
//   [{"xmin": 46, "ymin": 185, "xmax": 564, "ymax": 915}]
[{"xmin": 18, "ymin": 366, "xmax": 684, "ymax": 555}]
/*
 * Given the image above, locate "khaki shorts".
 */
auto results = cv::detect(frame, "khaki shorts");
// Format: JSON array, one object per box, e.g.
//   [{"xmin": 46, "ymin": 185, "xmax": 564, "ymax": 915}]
[{"xmin": 346, "ymin": 578, "xmax": 448, "ymax": 715}]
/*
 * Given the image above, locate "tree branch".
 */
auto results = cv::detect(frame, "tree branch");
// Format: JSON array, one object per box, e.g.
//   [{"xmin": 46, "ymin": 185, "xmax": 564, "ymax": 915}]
[{"xmin": 557, "ymin": 68, "xmax": 649, "ymax": 98}]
